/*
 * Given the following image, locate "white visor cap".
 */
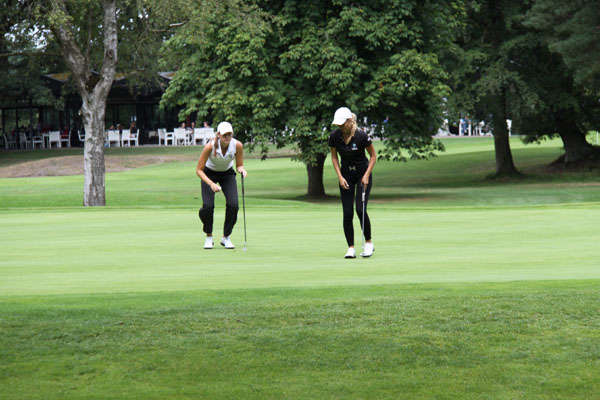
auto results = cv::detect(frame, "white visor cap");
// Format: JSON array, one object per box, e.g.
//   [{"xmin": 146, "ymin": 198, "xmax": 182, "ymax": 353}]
[
  {"xmin": 332, "ymin": 107, "xmax": 353, "ymax": 126},
  {"xmin": 217, "ymin": 121, "xmax": 233, "ymax": 135}
]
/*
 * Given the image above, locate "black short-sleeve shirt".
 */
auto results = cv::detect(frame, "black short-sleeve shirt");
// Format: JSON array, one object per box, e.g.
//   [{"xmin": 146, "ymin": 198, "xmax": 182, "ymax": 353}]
[{"xmin": 328, "ymin": 128, "xmax": 372, "ymax": 169}]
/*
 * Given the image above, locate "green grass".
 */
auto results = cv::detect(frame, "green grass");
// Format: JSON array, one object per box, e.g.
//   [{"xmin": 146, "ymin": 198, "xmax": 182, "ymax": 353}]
[
  {"xmin": 2, "ymin": 282, "xmax": 598, "ymax": 399},
  {"xmin": 1, "ymin": 137, "xmax": 599, "ymax": 399},
  {"xmin": 2, "ymin": 136, "xmax": 600, "ymax": 209}
]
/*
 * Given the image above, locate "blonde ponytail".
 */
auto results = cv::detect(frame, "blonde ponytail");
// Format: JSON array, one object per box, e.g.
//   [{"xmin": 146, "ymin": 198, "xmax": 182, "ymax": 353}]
[
  {"xmin": 213, "ymin": 134, "xmax": 219, "ymax": 157},
  {"xmin": 350, "ymin": 113, "xmax": 358, "ymax": 136}
]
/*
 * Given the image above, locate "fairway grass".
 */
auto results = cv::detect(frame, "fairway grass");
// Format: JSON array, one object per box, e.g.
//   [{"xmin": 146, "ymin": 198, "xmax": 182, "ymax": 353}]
[
  {"xmin": 1, "ymin": 137, "xmax": 599, "ymax": 398},
  {"xmin": 1, "ymin": 282, "xmax": 599, "ymax": 399}
]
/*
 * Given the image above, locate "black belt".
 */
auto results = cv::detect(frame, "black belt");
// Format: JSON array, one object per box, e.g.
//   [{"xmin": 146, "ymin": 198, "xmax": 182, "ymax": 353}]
[{"xmin": 343, "ymin": 164, "xmax": 366, "ymax": 172}]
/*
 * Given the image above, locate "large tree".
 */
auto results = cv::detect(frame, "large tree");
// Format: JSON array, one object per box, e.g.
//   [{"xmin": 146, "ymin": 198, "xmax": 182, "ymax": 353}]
[
  {"xmin": 518, "ymin": 0, "xmax": 600, "ymax": 166},
  {"xmin": 448, "ymin": 0, "xmax": 600, "ymax": 172},
  {"xmin": 506, "ymin": 34, "xmax": 600, "ymax": 166},
  {"xmin": 44, "ymin": 0, "xmax": 118, "ymax": 206},
  {"xmin": 445, "ymin": 0, "xmax": 531, "ymax": 177},
  {"xmin": 22, "ymin": 0, "xmax": 183, "ymax": 206},
  {"xmin": 526, "ymin": 0, "xmax": 600, "ymax": 90},
  {"xmin": 161, "ymin": 0, "xmax": 461, "ymax": 197}
]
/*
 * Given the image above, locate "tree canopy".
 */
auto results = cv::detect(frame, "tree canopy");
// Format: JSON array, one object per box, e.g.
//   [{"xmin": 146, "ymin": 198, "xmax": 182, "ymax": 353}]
[
  {"xmin": 161, "ymin": 0, "xmax": 464, "ymax": 196},
  {"xmin": 526, "ymin": 0, "xmax": 600, "ymax": 91},
  {"xmin": 0, "ymin": 1, "xmax": 58, "ymax": 111}
]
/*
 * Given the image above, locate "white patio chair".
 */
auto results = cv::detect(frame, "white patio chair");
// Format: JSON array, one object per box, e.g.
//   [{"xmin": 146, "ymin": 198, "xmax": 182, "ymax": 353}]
[
  {"xmin": 173, "ymin": 128, "xmax": 188, "ymax": 146},
  {"xmin": 193, "ymin": 128, "xmax": 215, "ymax": 145},
  {"xmin": 19, "ymin": 132, "xmax": 32, "ymax": 149},
  {"xmin": 129, "ymin": 130, "xmax": 139, "ymax": 146},
  {"xmin": 106, "ymin": 130, "xmax": 120, "ymax": 147},
  {"xmin": 60, "ymin": 131, "xmax": 71, "ymax": 148},
  {"xmin": 205, "ymin": 128, "xmax": 216, "ymax": 142},
  {"xmin": 120, "ymin": 129, "xmax": 131, "ymax": 146},
  {"xmin": 32, "ymin": 135, "xmax": 44, "ymax": 149},
  {"xmin": 192, "ymin": 128, "xmax": 203, "ymax": 145},
  {"xmin": 8, "ymin": 135, "xmax": 17, "ymax": 149},
  {"xmin": 78, "ymin": 130, "xmax": 85, "ymax": 142},
  {"xmin": 158, "ymin": 128, "xmax": 174, "ymax": 146},
  {"xmin": 48, "ymin": 131, "xmax": 61, "ymax": 148}
]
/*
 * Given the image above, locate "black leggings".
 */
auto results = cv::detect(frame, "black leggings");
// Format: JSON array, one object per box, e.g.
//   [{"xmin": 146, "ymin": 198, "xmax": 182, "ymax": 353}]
[
  {"xmin": 339, "ymin": 167, "xmax": 372, "ymax": 247},
  {"xmin": 198, "ymin": 168, "xmax": 239, "ymax": 237}
]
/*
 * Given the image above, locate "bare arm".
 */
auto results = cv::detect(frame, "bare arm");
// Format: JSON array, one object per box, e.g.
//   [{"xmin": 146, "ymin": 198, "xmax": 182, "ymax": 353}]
[
  {"xmin": 330, "ymin": 147, "xmax": 349, "ymax": 189},
  {"xmin": 235, "ymin": 141, "xmax": 247, "ymax": 177},
  {"xmin": 361, "ymin": 144, "xmax": 377, "ymax": 186},
  {"xmin": 196, "ymin": 143, "xmax": 221, "ymax": 192}
]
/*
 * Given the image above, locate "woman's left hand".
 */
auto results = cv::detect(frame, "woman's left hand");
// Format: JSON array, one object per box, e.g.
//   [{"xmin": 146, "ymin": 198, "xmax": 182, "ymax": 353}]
[
  {"xmin": 361, "ymin": 174, "xmax": 370, "ymax": 187},
  {"xmin": 237, "ymin": 167, "xmax": 248, "ymax": 178}
]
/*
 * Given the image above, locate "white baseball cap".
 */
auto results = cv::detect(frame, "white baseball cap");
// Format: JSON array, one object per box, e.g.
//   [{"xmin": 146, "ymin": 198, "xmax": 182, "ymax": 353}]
[
  {"xmin": 332, "ymin": 107, "xmax": 353, "ymax": 125},
  {"xmin": 217, "ymin": 121, "xmax": 233, "ymax": 135}
]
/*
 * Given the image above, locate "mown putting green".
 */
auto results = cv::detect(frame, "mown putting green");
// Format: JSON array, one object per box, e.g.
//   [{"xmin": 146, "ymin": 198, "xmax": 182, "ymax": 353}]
[
  {"xmin": 0, "ymin": 205, "xmax": 599, "ymax": 296},
  {"xmin": 1, "ymin": 137, "xmax": 598, "ymax": 399}
]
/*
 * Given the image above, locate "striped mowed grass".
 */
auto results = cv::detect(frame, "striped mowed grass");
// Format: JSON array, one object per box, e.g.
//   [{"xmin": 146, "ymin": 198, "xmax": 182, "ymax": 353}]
[{"xmin": 1, "ymin": 137, "xmax": 598, "ymax": 399}]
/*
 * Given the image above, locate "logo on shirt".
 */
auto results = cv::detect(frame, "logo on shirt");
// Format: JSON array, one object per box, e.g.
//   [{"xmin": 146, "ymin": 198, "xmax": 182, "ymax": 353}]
[{"xmin": 351, "ymin": 143, "xmax": 358, "ymax": 151}]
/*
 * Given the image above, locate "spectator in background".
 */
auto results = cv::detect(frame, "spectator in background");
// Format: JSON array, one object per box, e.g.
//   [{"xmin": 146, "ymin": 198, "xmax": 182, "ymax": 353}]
[
  {"xmin": 459, "ymin": 116, "xmax": 472, "ymax": 136},
  {"xmin": 129, "ymin": 121, "xmax": 137, "ymax": 133},
  {"xmin": 203, "ymin": 121, "xmax": 211, "ymax": 128}
]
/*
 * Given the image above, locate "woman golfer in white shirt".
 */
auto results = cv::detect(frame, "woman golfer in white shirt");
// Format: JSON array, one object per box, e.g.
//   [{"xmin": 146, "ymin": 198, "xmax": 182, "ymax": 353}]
[{"xmin": 196, "ymin": 121, "xmax": 247, "ymax": 249}]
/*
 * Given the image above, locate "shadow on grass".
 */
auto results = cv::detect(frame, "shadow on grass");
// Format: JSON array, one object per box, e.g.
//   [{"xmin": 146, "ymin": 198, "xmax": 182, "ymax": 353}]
[{"xmin": 272, "ymin": 191, "xmax": 452, "ymax": 204}]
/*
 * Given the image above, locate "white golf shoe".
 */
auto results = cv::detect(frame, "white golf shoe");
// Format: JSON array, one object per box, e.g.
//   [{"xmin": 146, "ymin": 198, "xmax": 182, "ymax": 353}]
[
  {"xmin": 344, "ymin": 247, "xmax": 356, "ymax": 259},
  {"xmin": 220, "ymin": 236, "xmax": 235, "ymax": 249},
  {"xmin": 360, "ymin": 242, "xmax": 374, "ymax": 257},
  {"xmin": 204, "ymin": 237, "xmax": 214, "ymax": 249}
]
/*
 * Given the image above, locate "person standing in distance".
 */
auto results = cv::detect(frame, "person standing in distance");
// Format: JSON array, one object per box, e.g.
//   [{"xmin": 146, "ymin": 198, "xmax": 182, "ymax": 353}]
[
  {"xmin": 329, "ymin": 107, "xmax": 376, "ymax": 258},
  {"xmin": 196, "ymin": 121, "xmax": 247, "ymax": 249}
]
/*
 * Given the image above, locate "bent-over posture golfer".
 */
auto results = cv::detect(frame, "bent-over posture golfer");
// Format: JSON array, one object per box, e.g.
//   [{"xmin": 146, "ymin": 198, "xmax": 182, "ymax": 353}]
[
  {"xmin": 329, "ymin": 107, "xmax": 376, "ymax": 258},
  {"xmin": 196, "ymin": 121, "xmax": 247, "ymax": 249}
]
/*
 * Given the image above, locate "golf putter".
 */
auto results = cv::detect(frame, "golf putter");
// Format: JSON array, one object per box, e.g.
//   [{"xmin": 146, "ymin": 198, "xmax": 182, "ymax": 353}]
[
  {"xmin": 360, "ymin": 184, "xmax": 366, "ymax": 256},
  {"xmin": 241, "ymin": 174, "xmax": 247, "ymax": 251}
]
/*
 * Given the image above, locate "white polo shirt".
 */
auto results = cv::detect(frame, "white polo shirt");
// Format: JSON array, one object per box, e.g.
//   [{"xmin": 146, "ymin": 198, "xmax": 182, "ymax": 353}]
[{"xmin": 206, "ymin": 138, "xmax": 237, "ymax": 172}]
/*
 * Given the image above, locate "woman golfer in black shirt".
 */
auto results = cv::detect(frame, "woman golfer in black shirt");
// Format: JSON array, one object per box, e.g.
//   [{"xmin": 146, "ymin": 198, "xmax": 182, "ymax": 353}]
[{"xmin": 329, "ymin": 107, "xmax": 376, "ymax": 258}]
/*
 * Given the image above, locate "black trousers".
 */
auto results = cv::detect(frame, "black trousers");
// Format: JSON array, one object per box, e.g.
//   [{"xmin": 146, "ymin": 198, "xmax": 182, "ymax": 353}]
[
  {"xmin": 339, "ymin": 165, "xmax": 372, "ymax": 247},
  {"xmin": 198, "ymin": 168, "xmax": 239, "ymax": 237}
]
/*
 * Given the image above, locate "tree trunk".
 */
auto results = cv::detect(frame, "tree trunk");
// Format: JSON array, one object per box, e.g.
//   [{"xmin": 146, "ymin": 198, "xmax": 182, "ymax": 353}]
[
  {"xmin": 490, "ymin": 90, "xmax": 520, "ymax": 177},
  {"xmin": 555, "ymin": 111, "xmax": 597, "ymax": 164},
  {"xmin": 50, "ymin": 0, "xmax": 117, "ymax": 206},
  {"xmin": 306, "ymin": 153, "xmax": 326, "ymax": 198},
  {"xmin": 81, "ymin": 97, "xmax": 106, "ymax": 206}
]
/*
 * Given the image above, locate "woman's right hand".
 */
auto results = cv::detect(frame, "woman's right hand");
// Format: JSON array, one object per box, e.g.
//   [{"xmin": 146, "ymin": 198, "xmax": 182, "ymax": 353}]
[
  {"xmin": 210, "ymin": 182, "xmax": 221, "ymax": 192},
  {"xmin": 339, "ymin": 177, "xmax": 349, "ymax": 190}
]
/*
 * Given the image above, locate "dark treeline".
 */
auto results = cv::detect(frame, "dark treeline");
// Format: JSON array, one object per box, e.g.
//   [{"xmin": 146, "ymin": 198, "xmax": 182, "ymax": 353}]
[{"xmin": 1, "ymin": 0, "xmax": 599, "ymax": 203}]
